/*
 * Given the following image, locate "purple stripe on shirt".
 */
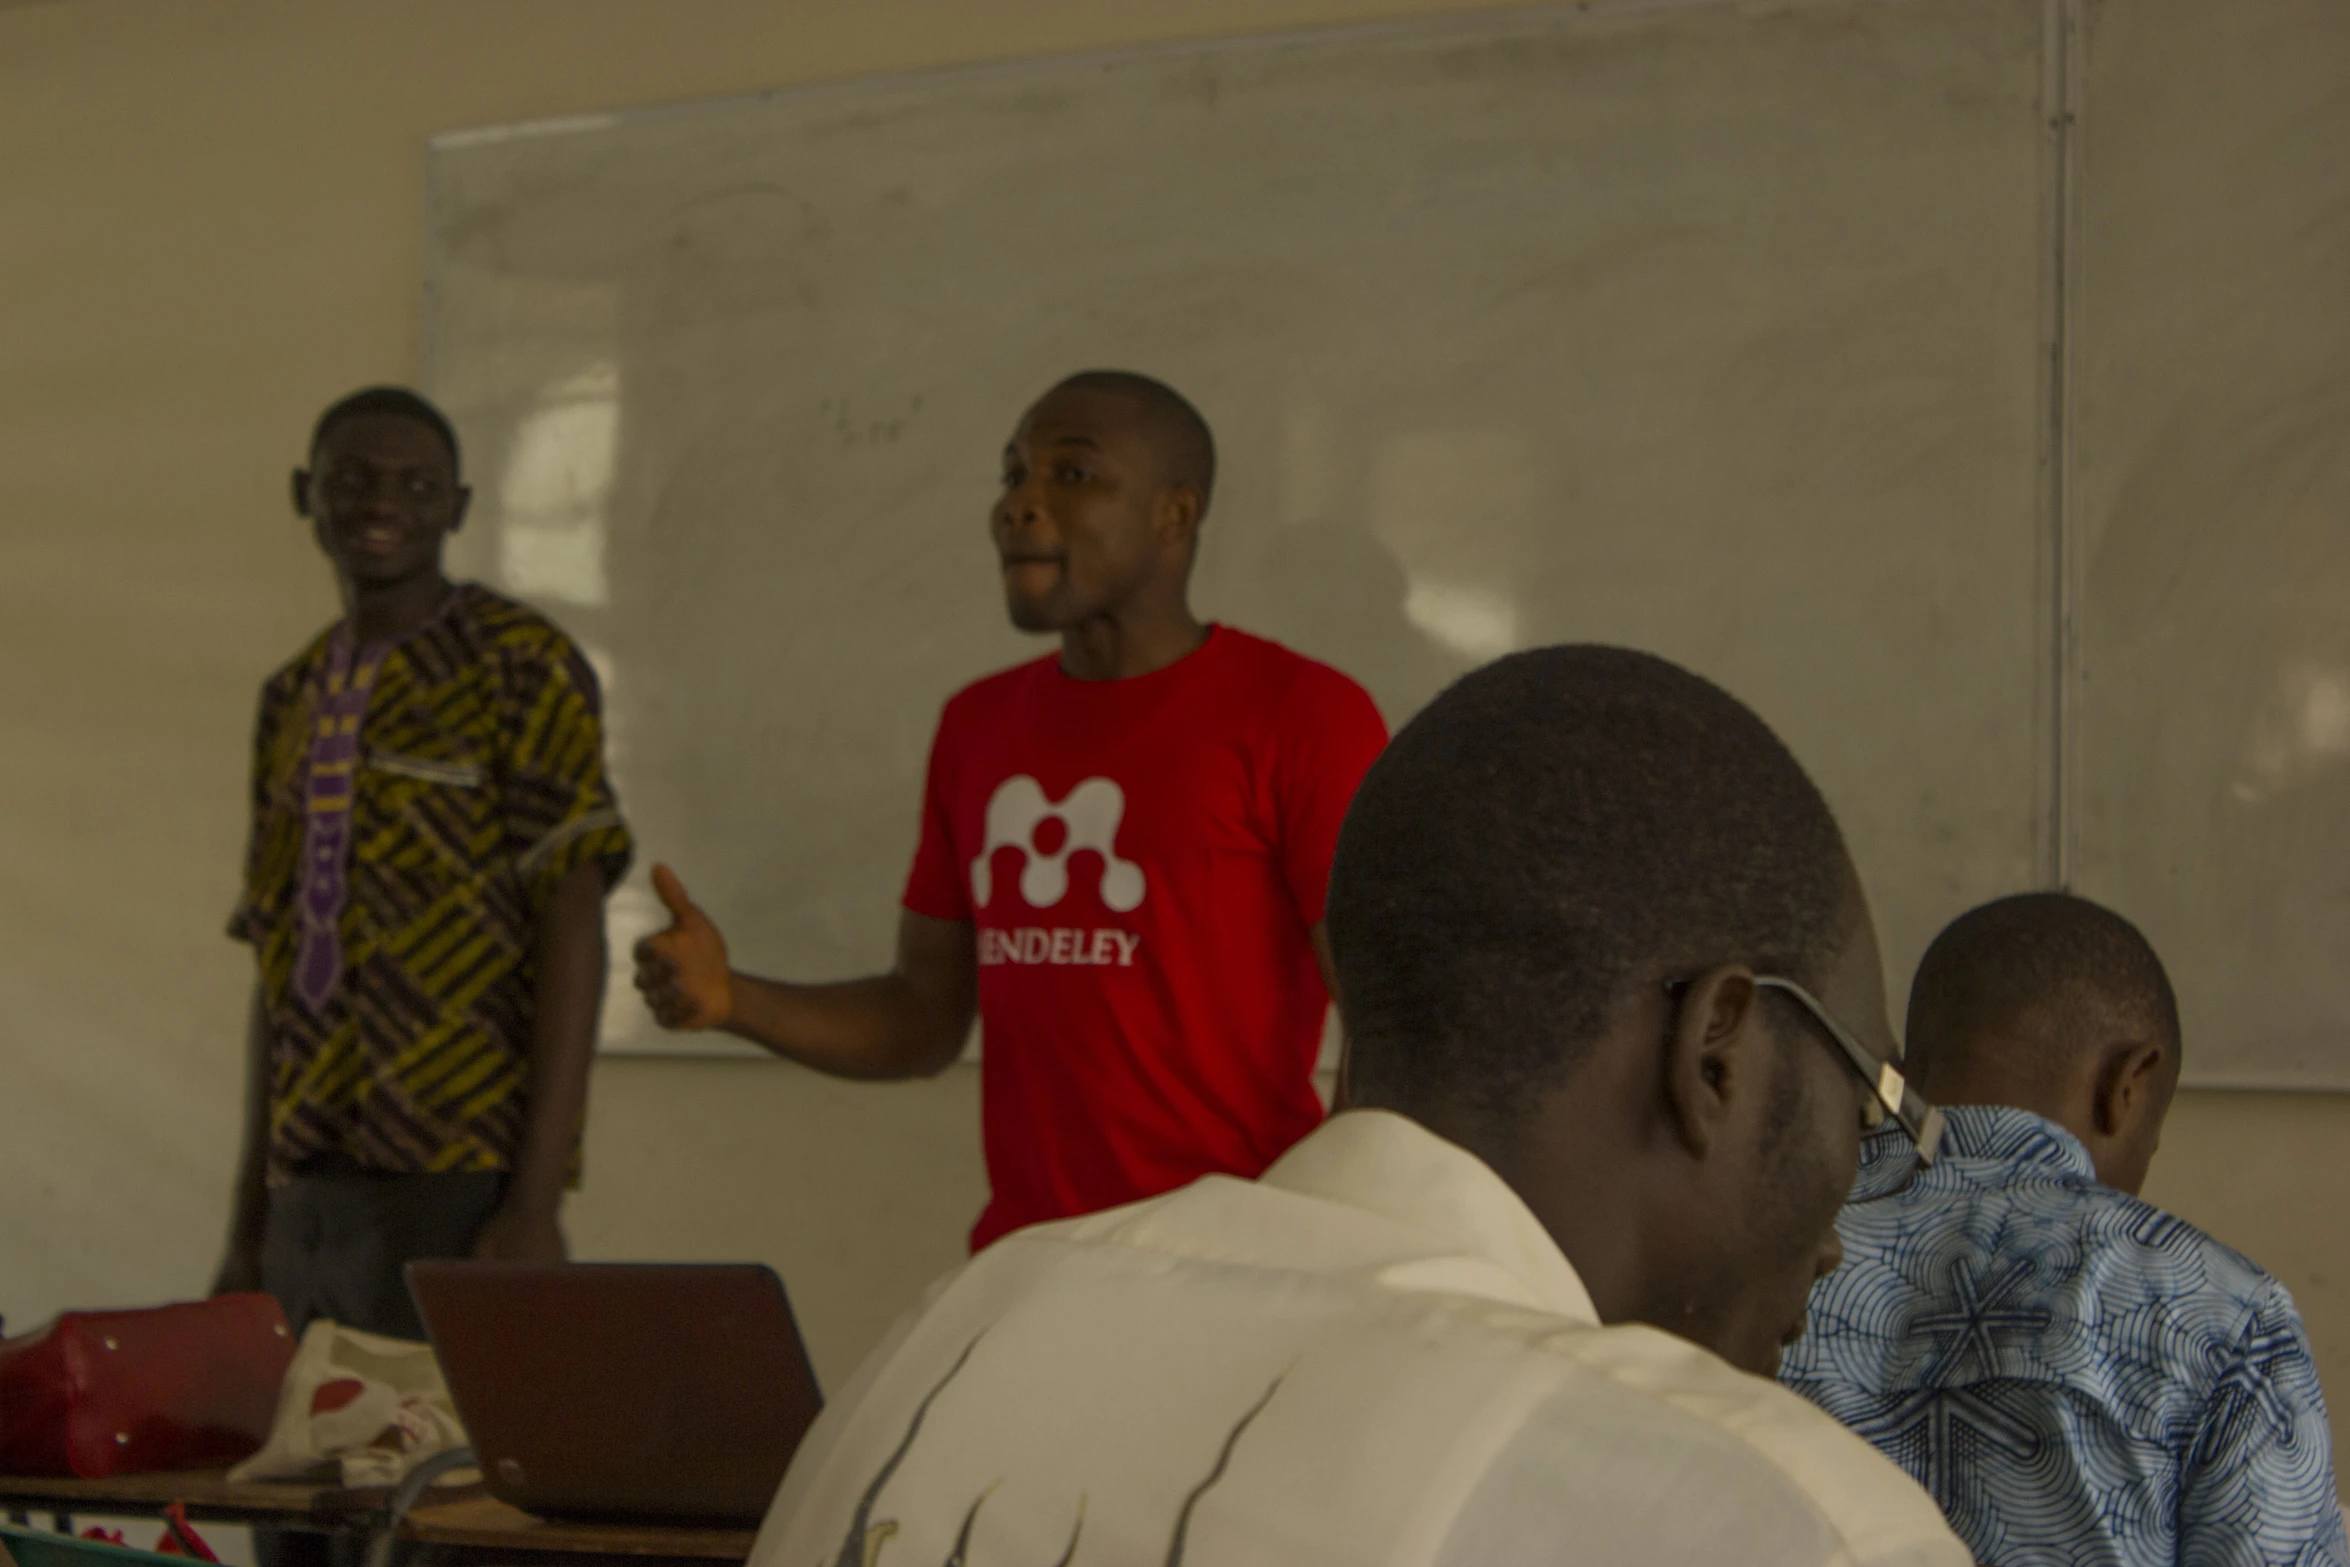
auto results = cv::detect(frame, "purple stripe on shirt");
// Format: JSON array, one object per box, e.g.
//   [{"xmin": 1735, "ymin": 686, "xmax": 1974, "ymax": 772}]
[{"xmin": 292, "ymin": 626, "xmax": 388, "ymax": 1014}]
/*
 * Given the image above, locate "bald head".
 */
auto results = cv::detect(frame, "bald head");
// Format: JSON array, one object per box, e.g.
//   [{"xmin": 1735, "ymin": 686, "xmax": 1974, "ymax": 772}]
[
  {"xmin": 1050, "ymin": 370, "xmax": 1216, "ymax": 517},
  {"xmin": 1905, "ymin": 893, "xmax": 2180, "ymax": 1191}
]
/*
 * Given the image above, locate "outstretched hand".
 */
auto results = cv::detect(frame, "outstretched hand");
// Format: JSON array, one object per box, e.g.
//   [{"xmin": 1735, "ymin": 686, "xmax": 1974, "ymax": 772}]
[{"xmin": 633, "ymin": 864, "xmax": 736, "ymax": 1031}]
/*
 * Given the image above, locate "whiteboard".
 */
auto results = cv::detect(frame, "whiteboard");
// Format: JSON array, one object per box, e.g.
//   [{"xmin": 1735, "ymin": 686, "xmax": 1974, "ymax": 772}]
[
  {"xmin": 2070, "ymin": 0, "xmax": 2350, "ymax": 1088},
  {"xmin": 422, "ymin": 0, "xmax": 2056, "ymax": 1062}
]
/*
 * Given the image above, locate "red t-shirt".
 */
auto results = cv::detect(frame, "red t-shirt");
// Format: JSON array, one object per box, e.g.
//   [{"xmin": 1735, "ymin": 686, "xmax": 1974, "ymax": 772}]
[{"xmin": 903, "ymin": 626, "xmax": 1389, "ymax": 1249}]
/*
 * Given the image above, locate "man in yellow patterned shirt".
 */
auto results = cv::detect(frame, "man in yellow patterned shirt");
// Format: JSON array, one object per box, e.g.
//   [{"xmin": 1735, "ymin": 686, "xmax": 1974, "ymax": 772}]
[{"xmin": 211, "ymin": 386, "xmax": 631, "ymax": 1342}]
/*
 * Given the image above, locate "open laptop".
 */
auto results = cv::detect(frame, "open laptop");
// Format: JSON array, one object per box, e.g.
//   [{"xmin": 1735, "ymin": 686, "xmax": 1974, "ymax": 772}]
[{"xmin": 407, "ymin": 1261, "xmax": 822, "ymax": 1525}]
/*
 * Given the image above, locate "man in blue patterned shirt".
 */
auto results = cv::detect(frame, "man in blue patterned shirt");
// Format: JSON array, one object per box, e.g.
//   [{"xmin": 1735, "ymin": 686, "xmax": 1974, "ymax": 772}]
[{"xmin": 1783, "ymin": 892, "xmax": 2345, "ymax": 1567}]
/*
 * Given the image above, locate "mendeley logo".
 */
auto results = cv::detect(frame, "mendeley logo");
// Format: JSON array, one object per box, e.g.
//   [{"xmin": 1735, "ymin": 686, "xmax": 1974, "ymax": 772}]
[
  {"xmin": 970, "ymin": 776, "xmax": 1145, "ymax": 912},
  {"xmin": 976, "ymin": 927, "xmax": 1142, "ymax": 967},
  {"xmin": 972, "ymin": 776, "xmax": 1146, "ymax": 970}
]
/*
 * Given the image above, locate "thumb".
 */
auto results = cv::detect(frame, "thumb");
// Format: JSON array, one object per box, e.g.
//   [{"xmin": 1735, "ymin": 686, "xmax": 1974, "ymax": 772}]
[{"xmin": 650, "ymin": 863, "xmax": 702, "ymax": 927}]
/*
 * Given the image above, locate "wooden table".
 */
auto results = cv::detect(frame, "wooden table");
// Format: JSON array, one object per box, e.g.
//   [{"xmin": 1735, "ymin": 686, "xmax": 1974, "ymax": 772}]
[
  {"xmin": 0, "ymin": 1471, "xmax": 379, "ymax": 1530},
  {"xmin": 403, "ymin": 1497, "xmax": 755, "ymax": 1563},
  {"xmin": 0, "ymin": 1475, "xmax": 755, "ymax": 1566}
]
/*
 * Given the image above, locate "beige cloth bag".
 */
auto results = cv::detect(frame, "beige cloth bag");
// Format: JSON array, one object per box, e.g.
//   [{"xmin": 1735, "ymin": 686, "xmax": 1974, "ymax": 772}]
[{"xmin": 229, "ymin": 1321, "xmax": 475, "ymax": 1490}]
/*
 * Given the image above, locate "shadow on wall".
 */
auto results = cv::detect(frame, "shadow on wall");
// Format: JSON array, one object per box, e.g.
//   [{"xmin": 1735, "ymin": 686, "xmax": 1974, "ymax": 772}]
[{"xmin": 1246, "ymin": 521, "xmax": 1476, "ymax": 732}]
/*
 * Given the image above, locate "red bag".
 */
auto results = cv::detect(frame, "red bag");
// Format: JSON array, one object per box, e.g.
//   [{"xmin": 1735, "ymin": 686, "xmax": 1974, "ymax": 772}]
[{"xmin": 0, "ymin": 1295, "xmax": 298, "ymax": 1477}]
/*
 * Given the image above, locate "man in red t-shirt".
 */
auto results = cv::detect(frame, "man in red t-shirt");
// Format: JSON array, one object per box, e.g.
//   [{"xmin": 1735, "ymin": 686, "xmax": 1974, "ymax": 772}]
[{"xmin": 635, "ymin": 370, "xmax": 1388, "ymax": 1247}]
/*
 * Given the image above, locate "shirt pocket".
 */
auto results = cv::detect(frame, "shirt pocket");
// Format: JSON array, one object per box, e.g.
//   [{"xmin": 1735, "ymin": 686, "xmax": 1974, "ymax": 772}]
[
  {"xmin": 360, "ymin": 744, "xmax": 501, "ymax": 886},
  {"xmin": 367, "ymin": 751, "xmax": 488, "ymax": 790}
]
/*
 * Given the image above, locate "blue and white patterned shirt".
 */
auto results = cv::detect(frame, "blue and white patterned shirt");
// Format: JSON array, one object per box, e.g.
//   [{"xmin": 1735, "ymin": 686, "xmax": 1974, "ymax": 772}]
[{"xmin": 1782, "ymin": 1105, "xmax": 2345, "ymax": 1567}]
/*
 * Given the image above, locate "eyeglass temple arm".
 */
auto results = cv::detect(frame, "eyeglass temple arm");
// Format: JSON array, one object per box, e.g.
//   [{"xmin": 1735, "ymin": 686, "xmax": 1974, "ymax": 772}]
[{"xmin": 1751, "ymin": 975, "xmax": 1946, "ymax": 1167}]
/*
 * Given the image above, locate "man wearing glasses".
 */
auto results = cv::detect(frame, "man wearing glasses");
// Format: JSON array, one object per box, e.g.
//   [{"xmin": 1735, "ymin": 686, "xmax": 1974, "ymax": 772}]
[
  {"xmin": 1784, "ymin": 893, "xmax": 2345, "ymax": 1567},
  {"xmin": 745, "ymin": 646, "xmax": 1965, "ymax": 1566}
]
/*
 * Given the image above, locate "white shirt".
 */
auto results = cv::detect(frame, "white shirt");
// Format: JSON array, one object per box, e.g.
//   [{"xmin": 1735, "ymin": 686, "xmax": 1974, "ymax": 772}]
[{"xmin": 752, "ymin": 1110, "xmax": 1970, "ymax": 1567}]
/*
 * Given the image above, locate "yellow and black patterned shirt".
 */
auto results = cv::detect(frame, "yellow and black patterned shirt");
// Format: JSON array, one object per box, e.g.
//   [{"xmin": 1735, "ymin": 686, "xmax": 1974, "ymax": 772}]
[{"xmin": 230, "ymin": 585, "xmax": 632, "ymax": 1180}]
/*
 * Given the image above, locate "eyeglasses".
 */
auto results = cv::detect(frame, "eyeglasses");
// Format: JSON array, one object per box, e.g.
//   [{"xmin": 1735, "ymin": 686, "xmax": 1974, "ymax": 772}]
[{"xmin": 1666, "ymin": 975, "xmax": 1946, "ymax": 1166}]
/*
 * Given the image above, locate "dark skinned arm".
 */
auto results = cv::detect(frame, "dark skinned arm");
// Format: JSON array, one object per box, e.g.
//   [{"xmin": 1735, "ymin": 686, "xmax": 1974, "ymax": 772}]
[
  {"xmin": 634, "ymin": 865, "xmax": 977, "ymax": 1080},
  {"xmin": 1311, "ymin": 921, "xmax": 1339, "ymax": 1002},
  {"xmin": 1313, "ymin": 921, "xmax": 1356, "ymax": 1112},
  {"xmin": 471, "ymin": 859, "xmax": 608, "ymax": 1261},
  {"xmin": 210, "ymin": 983, "xmax": 273, "ymax": 1295}
]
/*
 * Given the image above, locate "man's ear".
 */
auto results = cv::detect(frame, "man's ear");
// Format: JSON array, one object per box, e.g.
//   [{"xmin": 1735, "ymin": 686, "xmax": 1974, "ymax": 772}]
[
  {"xmin": 1156, "ymin": 482, "xmax": 1203, "ymax": 552},
  {"xmin": 2093, "ymin": 1037, "xmax": 2168, "ymax": 1141},
  {"xmin": 1663, "ymin": 968, "xmax": 1766, "ymax": 1160},
  {"xmin": 291, "ymin": 467, "xmax": 313, "ymax": 518},
  {"xmin": 450, "ymin": 482, "xmax": 473, "ymax": 536}
]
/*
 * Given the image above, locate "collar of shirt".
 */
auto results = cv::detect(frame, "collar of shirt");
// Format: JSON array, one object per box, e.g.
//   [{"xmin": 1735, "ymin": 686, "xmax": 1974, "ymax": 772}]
[
  {"xmin": 1254, "ymin": 1108, "xmax": 1601, "ymax": 1324},
  {"xmin": 1849, "ymin": 1102, "xmax": 2097, "ymax": 1200},
  {"xmin": 1930, "ymin": 1103, "xmax": 2097, "ymax": 1178}
]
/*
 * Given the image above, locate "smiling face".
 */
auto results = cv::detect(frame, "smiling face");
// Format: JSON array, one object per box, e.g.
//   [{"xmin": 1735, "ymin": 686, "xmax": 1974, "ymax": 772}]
[
  {"xmin": 295, "ymin": 411, "xmax": 468, "ymax": 590},
  {"xmin": 991, "ymin": 383, "xmax": 1199, "ymax": 633}
]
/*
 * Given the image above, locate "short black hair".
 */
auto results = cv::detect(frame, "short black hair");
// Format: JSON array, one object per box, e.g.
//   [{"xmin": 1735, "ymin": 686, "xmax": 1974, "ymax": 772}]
[
  {"xmin": 309, "ymin": 386, "xmax": 462, "ymax": 475},
  {"xmin": 1905, "ymin": 893, "xmax": 2181, "ymax": 1085},
  {"xmin": 1332, "ymin": 645, "xmax": 1854, "ymax": 1127},
  {"xmin": 1051, "ymin": 370, "xmax": 1216, "ymax": 516}
]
